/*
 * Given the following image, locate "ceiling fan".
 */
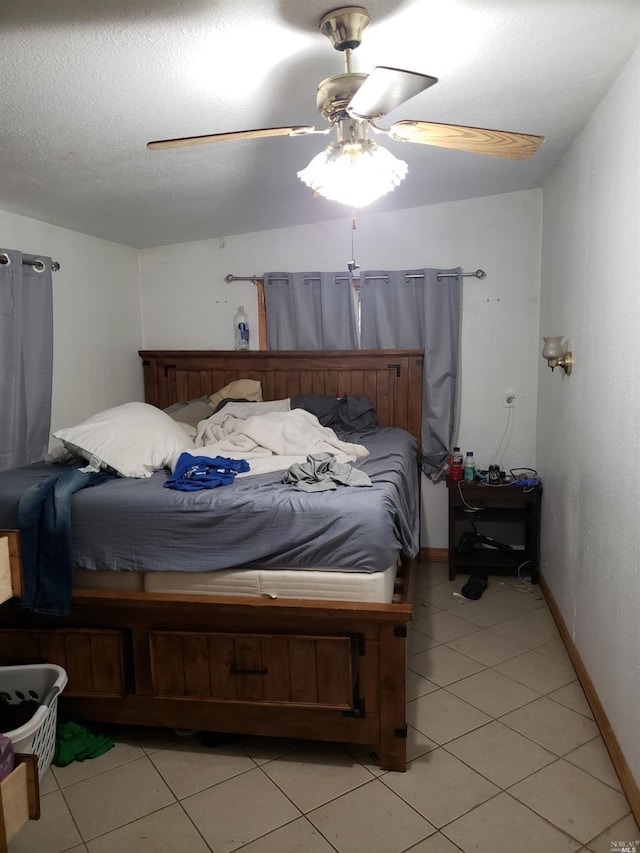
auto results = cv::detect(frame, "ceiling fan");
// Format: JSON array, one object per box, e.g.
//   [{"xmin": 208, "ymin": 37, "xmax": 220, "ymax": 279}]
[{"xmin": 147, "ymin": 5, "xmax": 544, "ymax": 204}]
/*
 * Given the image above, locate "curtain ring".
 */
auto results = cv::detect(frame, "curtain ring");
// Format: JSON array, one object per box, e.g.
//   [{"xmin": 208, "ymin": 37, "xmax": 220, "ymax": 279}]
[
  {"xmin": 31, "ymin": 259, "xmax": 46, "ymax": 273},
  {"xmin": 0, "ymin": 252, "xmax": 10, "ymax": 266}
]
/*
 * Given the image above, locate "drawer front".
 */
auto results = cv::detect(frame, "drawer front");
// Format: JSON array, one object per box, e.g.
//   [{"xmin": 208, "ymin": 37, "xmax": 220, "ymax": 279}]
[
  {"xmin": 149, "ymin": 631, "xmax": 357, "ymax": 709},
  {"xmin": 0, "ymin": 628, "xmax": 126, "ymax": 698},
  {"xmin": 0, "ymin": 753, "xmax": 39, "ymax": 849},
  {"xmin": 0, "ymin": 531, "xmax": 22, "ymax": 606}
]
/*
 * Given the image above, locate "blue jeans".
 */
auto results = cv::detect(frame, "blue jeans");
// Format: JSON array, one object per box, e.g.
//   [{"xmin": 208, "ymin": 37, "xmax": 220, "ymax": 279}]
[{"xmin": 17, "ymin": 463, "xmax": 115, "ymax": 616}]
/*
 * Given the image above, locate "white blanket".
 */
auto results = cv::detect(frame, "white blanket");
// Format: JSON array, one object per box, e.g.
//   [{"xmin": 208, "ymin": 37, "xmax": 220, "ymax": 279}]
[{"xmin": 172, "ymin": 404, "xmax": 369, "ymax": 476}]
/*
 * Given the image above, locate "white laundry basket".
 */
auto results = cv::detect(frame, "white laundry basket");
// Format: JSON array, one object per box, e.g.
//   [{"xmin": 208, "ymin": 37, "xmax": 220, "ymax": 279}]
[{"xmin": 0, "ymin": 664, "xmax": 68, "ymax": 781}]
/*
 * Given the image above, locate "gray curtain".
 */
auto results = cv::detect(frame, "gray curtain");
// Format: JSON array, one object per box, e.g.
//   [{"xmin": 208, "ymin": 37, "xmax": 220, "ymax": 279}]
[
  {"xmin": 0, "ymin": 249, "xmax": 54, "ymax": 471},
  {"xmin": 264, "ymin": 271, "xmax": 358, "ymax": 350},
  {"xmin": 360, "ymin": 268, "xmax": 462, "ymax": 480}
]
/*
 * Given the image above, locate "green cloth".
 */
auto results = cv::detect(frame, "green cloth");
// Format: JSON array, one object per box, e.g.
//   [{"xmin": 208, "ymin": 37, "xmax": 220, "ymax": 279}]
[{"xmin": 53, "ymin": 722, "xmax": 114, "ymax": 767}]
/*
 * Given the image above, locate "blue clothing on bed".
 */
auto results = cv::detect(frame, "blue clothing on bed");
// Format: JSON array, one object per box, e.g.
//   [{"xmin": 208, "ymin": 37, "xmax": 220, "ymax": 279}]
[
  {"xmin": 18, "ymin": 462, "xmax": 116, "ymax": 616},
  {"xmin": 164, "ymin": 454, "xmax": 250, "ymax": 491}
]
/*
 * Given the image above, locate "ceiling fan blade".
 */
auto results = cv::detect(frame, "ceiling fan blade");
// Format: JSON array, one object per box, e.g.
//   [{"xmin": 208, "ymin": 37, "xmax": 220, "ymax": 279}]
[
  {"xmin": 389, "ymin": 120, "xmax": 544, "ymax": 160},
  {"xmin": 347, "ymin": 67, "xmax": 438, "ymax": 120},
  {"xmin": 147, "ymin": 126, "xmax": 318, "ymax": 151}
]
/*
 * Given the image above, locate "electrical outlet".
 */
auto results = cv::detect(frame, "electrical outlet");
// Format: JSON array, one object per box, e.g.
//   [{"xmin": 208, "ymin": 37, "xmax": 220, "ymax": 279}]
[{"xmin": 503, "ymin": 391, "xmax": 516, "ymax": 408}]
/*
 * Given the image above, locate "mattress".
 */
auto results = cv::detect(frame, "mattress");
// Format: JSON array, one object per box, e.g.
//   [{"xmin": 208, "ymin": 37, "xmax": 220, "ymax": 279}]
[{"xmin": 72, "ymin": 561, "xmax": 399, "ymax": 603}]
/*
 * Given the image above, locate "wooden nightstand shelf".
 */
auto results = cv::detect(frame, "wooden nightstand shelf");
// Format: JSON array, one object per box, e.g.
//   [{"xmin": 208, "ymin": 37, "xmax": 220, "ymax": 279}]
[{"xmin": 447, "ymin": 480, "xmax": 542, "ymax": 583}]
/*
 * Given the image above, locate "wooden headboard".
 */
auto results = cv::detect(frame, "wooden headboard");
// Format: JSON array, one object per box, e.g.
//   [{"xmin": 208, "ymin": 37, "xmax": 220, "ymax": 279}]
[{"xmin": 139, "ymin": 350, "xmax": 423, "ymax": 440}]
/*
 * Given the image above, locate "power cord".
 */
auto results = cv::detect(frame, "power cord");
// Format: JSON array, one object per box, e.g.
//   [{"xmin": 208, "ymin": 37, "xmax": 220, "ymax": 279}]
[
  {"xmin": 453, "ymin": 562, "xmax": 540, "ymax": 600},
  {"xmin": 478, "ymin": 466, "xmax": 540, "ymax": 489},
  {"xmin": 500, "ymin": 560, "xmax": 537, "ymax": 594},
  {"xmin": 490, "ymin": 404, "xmax": 514, "ymax": 468},
  {"xmin": 510, "ymin": 467, "xmax": 539, "ymax": 478},
  {"xmin": 509, "ymin": 467, "xmax": 540, "ymax": 492},
  {"xmin": 457, "ymin": 479, "xmax": 483, "ymax": 511}
]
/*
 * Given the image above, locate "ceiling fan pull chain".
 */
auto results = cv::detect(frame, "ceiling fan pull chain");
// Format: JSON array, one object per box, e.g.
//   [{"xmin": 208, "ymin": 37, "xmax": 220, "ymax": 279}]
[{"xmin": 348, "ymin": 208, "xmax": 360, "ymax": 274}]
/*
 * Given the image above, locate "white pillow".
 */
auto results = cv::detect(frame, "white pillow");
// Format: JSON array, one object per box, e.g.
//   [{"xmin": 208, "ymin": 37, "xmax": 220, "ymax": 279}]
[{"xmin": 53, "ymin": 402, "xmax": 194, "ymax": 478}]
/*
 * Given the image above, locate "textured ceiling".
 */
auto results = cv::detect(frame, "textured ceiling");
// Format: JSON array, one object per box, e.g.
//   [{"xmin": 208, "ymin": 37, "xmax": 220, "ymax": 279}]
[{"xmin": 1, "ymin": 0, "xmax": 639, "ymax": 248}]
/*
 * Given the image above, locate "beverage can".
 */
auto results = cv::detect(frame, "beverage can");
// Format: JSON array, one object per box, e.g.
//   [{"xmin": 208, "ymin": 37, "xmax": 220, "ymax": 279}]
[{"xmin": 488, "ymin": 464, "xmax": 500, "ymax": 484}]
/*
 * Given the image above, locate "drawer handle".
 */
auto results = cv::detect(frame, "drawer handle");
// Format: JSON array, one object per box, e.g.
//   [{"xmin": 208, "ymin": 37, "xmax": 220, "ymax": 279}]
[{"xmin": 230, "ymin": 665, "xmax": 268, "ymax": 676}]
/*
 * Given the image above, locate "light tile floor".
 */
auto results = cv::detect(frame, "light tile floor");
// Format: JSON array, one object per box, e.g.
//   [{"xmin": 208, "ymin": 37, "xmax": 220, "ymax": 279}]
[{"xmin": 9, "ymin": 563, "xmax": 640, "ymax": 853}]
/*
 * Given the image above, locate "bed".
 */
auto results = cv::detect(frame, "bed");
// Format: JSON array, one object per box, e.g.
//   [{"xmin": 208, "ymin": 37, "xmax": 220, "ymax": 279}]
[{"xmin": 0, "ymin": 349, "xmax": 423, "ymax": 771}]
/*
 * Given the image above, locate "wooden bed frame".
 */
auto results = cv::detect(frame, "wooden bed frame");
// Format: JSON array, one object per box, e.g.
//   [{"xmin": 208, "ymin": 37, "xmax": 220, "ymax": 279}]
[{"xmin": 0, "ymin": 349, "xmax": 423, "ymax": 772}]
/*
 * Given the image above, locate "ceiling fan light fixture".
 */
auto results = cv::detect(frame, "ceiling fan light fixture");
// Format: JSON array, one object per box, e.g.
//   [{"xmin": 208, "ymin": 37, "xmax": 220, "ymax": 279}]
[{"xmin": 297, "ymin": 138, "xmax": 408, "ymax": 208}]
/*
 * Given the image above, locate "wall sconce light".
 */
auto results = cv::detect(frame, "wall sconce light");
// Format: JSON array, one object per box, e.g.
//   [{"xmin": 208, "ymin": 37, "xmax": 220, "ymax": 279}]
[{"xmin": 542, "ymin": 336, "xmax": 573, "ymax": 375}]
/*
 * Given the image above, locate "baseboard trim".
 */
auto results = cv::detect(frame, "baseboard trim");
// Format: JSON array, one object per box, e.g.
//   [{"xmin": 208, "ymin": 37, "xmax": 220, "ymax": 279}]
[
  {"xmin": 541, "ymin": 576, "xmax": 640, "ymax": 824},
  {"xmin": 419, "ymin": 547, "xmax": 448, "ymax": 563}
]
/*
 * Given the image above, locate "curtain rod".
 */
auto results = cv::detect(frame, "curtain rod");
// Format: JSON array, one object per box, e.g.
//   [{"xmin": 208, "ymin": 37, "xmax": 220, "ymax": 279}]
[
  {"xmin": 225, "ymin": 269, "xmax": 486, "ymax": 284},
  {"xmin": 0, "ymin": 253, "xmax": 60, "ymax": 272}
]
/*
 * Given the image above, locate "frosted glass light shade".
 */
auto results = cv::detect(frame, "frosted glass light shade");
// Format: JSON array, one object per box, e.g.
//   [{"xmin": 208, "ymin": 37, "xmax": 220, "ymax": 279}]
[
  {"xmin": 298, "ymin": 139, "xmax": 408, "ymax": 207},
  {"xmin": 542, "ymin": 336, "xmax": 564, "ymax": 359}
]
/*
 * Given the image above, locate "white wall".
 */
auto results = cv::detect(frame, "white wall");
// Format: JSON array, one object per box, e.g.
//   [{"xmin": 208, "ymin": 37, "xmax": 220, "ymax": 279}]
[
  {"xmin": 538, "ymin": 46, "xmax": 640, "ymax": 783},
  {"xmin": 140, "ymin": 188, "xmax": 543, "ymax": 547},
  {"xmin": 0, "ymin": 209, "xmax": 143, "ymax": 434}
]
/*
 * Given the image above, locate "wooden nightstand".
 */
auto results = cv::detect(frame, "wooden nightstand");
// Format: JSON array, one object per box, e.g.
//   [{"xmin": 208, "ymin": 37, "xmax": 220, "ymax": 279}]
[{"xmin": 447, "ymin": 480, "xmax": 542, "ymax": 583}]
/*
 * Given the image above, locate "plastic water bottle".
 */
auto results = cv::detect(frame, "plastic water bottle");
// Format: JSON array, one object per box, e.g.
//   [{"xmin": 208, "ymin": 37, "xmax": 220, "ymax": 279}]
[
  {"xmin": 448, "ymin": 446, "xmax": 464, "ymax": 481},
  {"xmin": 463, "ymin": 451, "xmax": 476, "ymax": 483},
  {"xmin": 234, "ymin": 306, "xmax": 249, "ymax": 351}
]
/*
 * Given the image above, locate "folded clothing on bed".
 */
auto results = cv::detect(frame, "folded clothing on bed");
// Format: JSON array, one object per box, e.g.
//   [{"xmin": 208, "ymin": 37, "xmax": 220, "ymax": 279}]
[
  {"xmin": 283, "ymin": 452, "xmax": 372, "ymax": 492},
  {"xmin": 164, "ymin": 454, "xmax": 250, "ymax": 491}
]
